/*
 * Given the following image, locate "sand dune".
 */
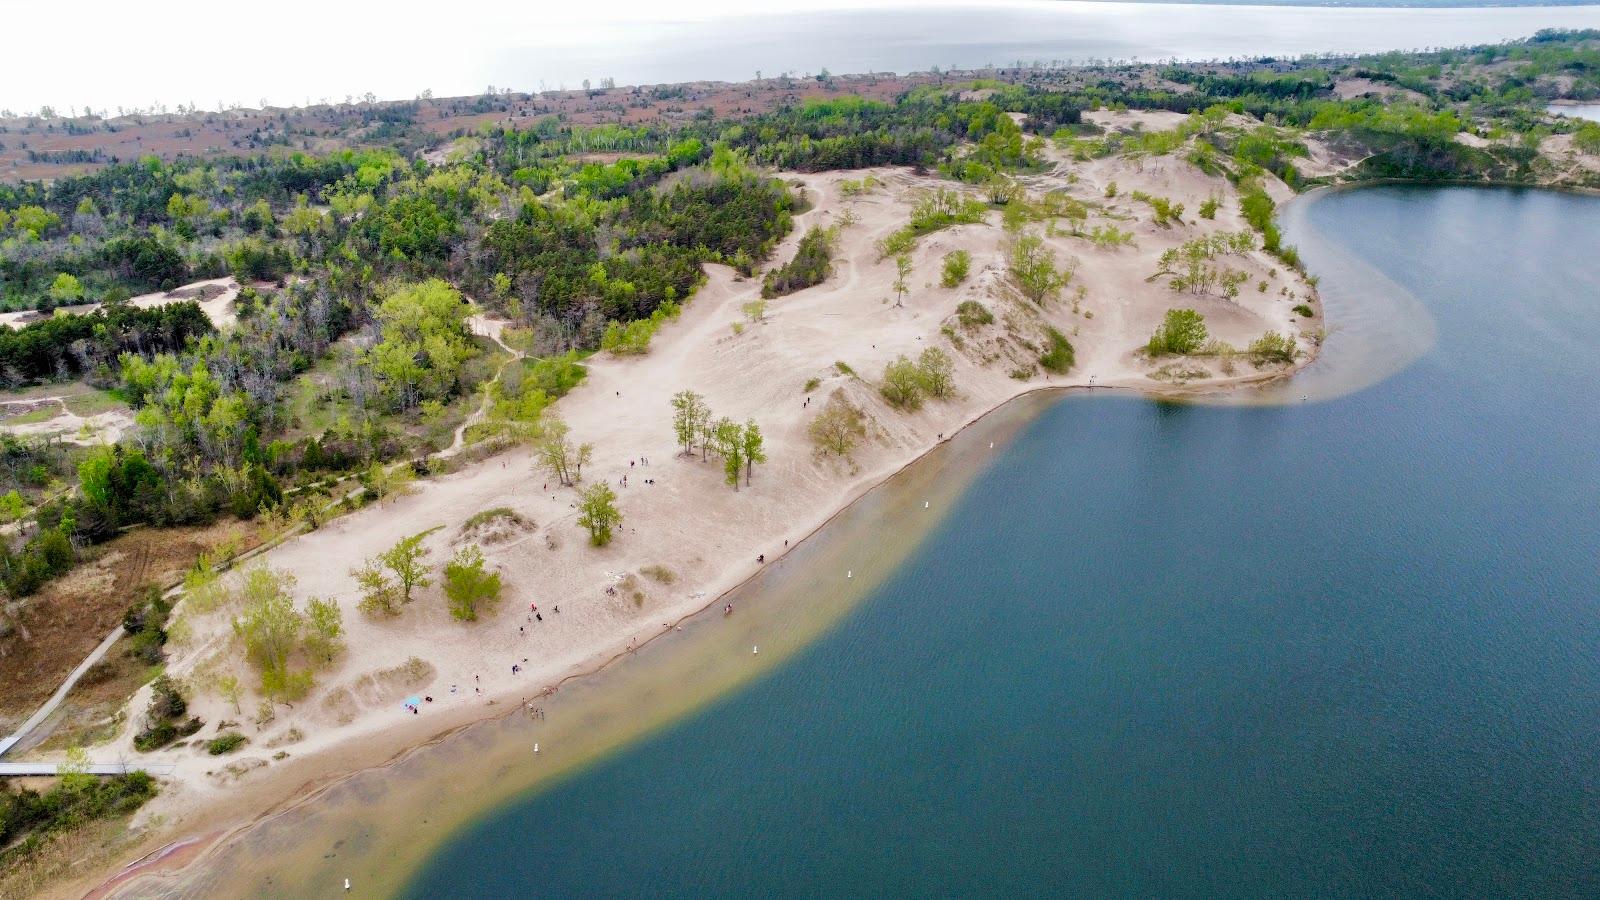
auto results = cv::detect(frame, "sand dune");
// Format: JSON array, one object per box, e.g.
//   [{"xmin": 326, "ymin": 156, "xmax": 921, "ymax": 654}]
[{"xmin": 68, "ymin": 153, "xmax": 1318, "ymax": 862}]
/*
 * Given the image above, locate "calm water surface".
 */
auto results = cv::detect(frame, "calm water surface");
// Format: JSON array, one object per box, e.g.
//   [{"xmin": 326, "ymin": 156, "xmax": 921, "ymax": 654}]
[
  {"xmin": 493, "ymin": 3, "xmax": 1600, "ymax": 90},
  {"xmin": 1549, "ymin": 102, "xmax": 1600, "ymax": 122},
  {"xmin": 407, "ymin": 185, "xmax": 1600, "ymax": 897}
]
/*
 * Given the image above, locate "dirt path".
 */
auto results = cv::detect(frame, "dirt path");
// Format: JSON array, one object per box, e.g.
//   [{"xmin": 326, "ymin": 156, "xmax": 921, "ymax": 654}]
[{"xmin": 442, "ymin": 314, "xmax": 524, "ymax": 457}]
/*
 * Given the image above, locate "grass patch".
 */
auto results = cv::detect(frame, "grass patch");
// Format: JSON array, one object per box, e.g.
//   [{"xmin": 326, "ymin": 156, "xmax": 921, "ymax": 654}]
[
  {"xmin": 60, "ymin": 389, "xmax": 128, "ymax": 417},
  {"xmin": 462, "ymin": 507, "xmax": 531, "ymax": 531},
  {"xmin": 206, "ymin": 732, "xmax": 248, "ymax": 755},
  {"xmin": 956, "ymin": 300, "xmax": 994, "ymax": 329},
  {"xmin": 640, "ymin": 565, "xmax": 677, "ymax": 585}
]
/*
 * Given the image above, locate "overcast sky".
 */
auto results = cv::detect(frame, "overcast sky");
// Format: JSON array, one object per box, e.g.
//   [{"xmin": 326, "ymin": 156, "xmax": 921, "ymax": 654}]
[
  {"xmin": 3, "ymin": 0, "xmax": 947, "ymax": 113},
  {"xmin": 7, "ymin": 0, "xmax": 1598, "ymax": 115}
]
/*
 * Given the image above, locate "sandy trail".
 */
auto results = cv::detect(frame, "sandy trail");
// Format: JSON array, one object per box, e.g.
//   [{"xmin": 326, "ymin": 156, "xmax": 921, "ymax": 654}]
[{"xmin": 0, "ymin": 277, "xmax": 241, "ymax": 332}]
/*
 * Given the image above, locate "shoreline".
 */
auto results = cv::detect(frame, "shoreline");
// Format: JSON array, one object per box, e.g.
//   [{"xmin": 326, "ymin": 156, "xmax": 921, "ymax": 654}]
[
  {"xmin": 52, "ymin": 157, "xmax": 1324, "ymax": 898},
  {"xmin": 80, "ymin": 366, "xmax": 1308, "ymax": 900}
]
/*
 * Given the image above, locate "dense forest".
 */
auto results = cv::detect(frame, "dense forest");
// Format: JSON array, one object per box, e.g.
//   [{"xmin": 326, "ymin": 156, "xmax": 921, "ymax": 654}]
[{"xmin": 0, "ymin": 28, "xmax": 1596, "ymax": 603}]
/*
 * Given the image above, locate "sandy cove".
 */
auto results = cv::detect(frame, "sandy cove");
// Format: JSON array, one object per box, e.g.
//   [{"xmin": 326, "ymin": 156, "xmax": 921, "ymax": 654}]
[{"xmin": 53, "ymin": 122, "xmax": 1321, "ymax": 897}]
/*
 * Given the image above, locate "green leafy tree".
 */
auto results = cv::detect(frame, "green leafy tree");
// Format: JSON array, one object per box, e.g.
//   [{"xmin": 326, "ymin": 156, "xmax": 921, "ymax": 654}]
[
  {"xmin": 443, "ymin": 544, "xmax": 502, "ymax": 621},
  {"xmin": 670, "ymin": 390, "xmax": 711, "ymax": 456},
  {"xmin": 577, "ymin": 482, "xmax": 621, "ymax": 546},
  {"xmin": 380, "ymin": 530, "xmax": 435, "ymax": 604},
  {"xmin": 536, "ymin": 415, "xmax": 592, "ymax": 486},
  {"xmin": 1008, "ymin": 232, "xmax": 1069, "ymax": 304},
  {"xmin": 1147, "ymin": 308, "xmax": 1208, "ymax": 355},
  {"xmin": 303, "ymin": 597, "xmax": 345, "ymax": 664},
  {"xmin": 916, "ymin": 347, "xmax": 955, "ymax": 398},
  {"xmin": 712, "ymin": 417, "xmax": 745, "ymax": 489},
  {"xmin": 809, "ymin": 391, "xmax": 868, "ymax": 458},
  {"xmin": 0, "ymin": 489, "xmax": 27, "ymax": 524},
  {"xmin": 353, "ymin": 561, "xmax": 400, "ymax": 616},
  {"xmin": 892, "ymin": 253, "xmax": 913, "ymax": 307},
  {"xmin": 10, "ymin": 205, "xmax": 60, "ymax": 239},
  {"xmin": 365, "ymin": 460, "xmax": 415, "ymax": 504},
  {"xmin": 880, "ymin": 356, "xmax": 926, "ymax": 411},
  {"xmin": 232, "ymin": 568, "xmax": 307, "ymax": 699},
  {"xmin": 48, "ymin": 273, "xmax": 84, "ymax": 305},
  {"xmin": 218, "ymin": 673, "xmax": 243, "ymax": 715},
  {"xmin": 366, "ymin": 279, "xmax": 478, "ymax": 410},
  {"xmin": 740, "ymin": 420, "xmax": 767, "ymax": 486}
]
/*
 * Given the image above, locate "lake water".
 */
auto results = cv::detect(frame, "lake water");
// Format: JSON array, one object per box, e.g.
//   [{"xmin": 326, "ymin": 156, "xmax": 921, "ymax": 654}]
[
  {"xmin": 400, "ymin": 185, "xmax": 1600, "ymax": 897},
  {"xmin": 492, "ymin": 3, "xmax": 1600, "ymax": 91},
  {"xmin": 11, "ymin": 2, "xmax": 1600, "ymax": 113},
  {"xmin": 1549, "ymin": 102, "xmax": 1600, "ymax": 122}
]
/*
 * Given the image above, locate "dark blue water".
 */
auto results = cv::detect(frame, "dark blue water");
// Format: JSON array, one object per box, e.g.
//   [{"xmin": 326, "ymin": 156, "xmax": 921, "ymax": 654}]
[{"xmin": 407, "ymin": 186, "xmax": 1600, "ymax": 898}]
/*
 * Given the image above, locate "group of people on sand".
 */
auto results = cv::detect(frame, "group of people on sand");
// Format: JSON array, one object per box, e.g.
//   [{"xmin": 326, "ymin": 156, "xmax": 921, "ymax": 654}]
[{"xmin": 621, "ymin": 458, "xmax": 658, "ymax": 487}]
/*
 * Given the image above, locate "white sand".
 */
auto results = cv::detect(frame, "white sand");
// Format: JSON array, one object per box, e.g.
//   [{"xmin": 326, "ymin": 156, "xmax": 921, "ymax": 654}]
[{"xmin": 0, "ymin": 277, "xmax": 239, "ymax": 332}]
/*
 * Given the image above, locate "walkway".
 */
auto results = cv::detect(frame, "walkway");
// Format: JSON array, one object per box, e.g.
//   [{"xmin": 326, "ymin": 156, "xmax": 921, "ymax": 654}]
[{"xmin": 0, "ymin": 626, "xmax": 125, "ymax": 758}]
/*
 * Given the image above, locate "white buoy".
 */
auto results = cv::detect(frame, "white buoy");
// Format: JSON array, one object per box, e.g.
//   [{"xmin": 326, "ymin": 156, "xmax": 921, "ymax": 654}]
[
  {"xmin": 989, "ymin": 442, "xmax": 994, "ymax": 449},
  {"xmin": 344, "ymin": 878, "xmax": 351, "ymax": 891},
  {"xmin": 753, "ymin": 646, "xmax": 759, "ymax": 654},
  {"xmin": 847, "ymin": 570, "xmax": 852, "ymax": 578},
  {"xmin": 533, "ymin": 743, "xmax": 539, "ymax": 753},
  {"xmin": 924, "ymin": 501, "xmax": 930, "ymax": 509}
]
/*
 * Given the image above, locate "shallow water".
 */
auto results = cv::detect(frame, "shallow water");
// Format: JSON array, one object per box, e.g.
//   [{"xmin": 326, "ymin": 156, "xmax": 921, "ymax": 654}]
[
  {"xmin": 112, "ymin": 388, "xmax": 1054, "ymax": 898},
  {"xmin": 398, "ymin": 185, "xmax": 1600, "ymax": 897}
]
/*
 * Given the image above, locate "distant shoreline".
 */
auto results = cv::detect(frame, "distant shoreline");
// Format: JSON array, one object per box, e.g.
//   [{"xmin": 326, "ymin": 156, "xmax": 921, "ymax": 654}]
[{"xmin": 1060, "ymin": 1, "xmax": 1599, "ymax": 7}]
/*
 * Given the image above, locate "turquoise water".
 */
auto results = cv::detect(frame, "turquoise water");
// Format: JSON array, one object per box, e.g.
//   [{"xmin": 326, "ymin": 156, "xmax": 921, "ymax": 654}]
[{"xmin": 407, "ymin": 185, "xmax": 1600, "ymax": 897}]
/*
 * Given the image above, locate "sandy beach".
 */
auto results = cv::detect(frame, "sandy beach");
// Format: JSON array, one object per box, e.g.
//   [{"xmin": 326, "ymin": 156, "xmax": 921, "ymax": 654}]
[{"xmin": 32, "ymin": 127, "xmax": 1322, "ymax": 897}]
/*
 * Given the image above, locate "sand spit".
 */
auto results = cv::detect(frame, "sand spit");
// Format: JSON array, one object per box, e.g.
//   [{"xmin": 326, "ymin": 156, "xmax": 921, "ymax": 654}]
[{"xmin": 48, "ymin": 152, "xmax": 1321, "ymax": 899}]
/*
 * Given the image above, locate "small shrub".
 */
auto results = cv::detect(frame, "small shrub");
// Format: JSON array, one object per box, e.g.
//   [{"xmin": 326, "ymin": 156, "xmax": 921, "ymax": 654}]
[
  {"xmin": 1039, "ymin": 328, "xmax": 1076, "ymax": 373},
  {"xmin": 940, "ymin": 250, "xmax": 971, "ymax": 288},
  {"xmin": 1292, "ymin": 303, "xmax": 1315, "ymax": 317},
  {"xmin": 803, "ymin": 377, "xmax": 821, "ymax": 392},
  {"xmin": 1249, "ymin": 331, "xmax": 1298, "ymax": 363},
  {"xmin": 956, "ymin": 300, "xmax": 994, "ymax": 328},
  {"xmin": 207, "ymin": 732, "xmax": 248, "ymax": 755}
]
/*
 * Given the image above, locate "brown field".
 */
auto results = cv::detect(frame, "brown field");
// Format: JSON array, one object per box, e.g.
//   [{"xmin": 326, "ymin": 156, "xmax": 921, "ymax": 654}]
[{"xmin": 0, "ymin": 519, "xmax": 260, "ymax": 733}]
